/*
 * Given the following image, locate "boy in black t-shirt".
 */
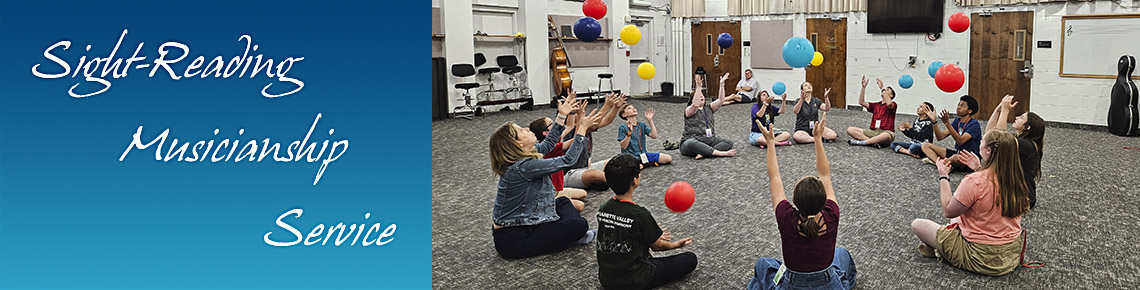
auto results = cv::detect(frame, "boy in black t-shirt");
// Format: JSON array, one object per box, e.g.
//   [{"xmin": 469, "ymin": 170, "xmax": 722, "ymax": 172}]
[{"xmin": 597, "ymin": 154, "xmax": 696, "ymax": 290}]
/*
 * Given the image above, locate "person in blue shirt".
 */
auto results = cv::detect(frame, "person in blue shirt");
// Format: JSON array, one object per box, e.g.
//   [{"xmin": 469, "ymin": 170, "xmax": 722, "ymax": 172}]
[
  {"xmin": 920, "ymin": 95, "xmax": 982, "ymax": 172},
  {"xmin": 618, "ymin": 103, "xmax": 673, "ymax": 167}
]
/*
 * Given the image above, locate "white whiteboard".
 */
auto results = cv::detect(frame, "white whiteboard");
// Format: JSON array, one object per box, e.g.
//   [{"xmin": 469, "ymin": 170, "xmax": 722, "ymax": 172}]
[{"xmin": 1060, "ymin": 14, "xmax": 1140, "ymax": 79}]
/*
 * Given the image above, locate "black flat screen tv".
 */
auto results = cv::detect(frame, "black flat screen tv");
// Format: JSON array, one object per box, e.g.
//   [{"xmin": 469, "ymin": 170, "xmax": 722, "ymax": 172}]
[{"xmin": 867, "ymin": 0, "xmax": 944, "ymax": 33}]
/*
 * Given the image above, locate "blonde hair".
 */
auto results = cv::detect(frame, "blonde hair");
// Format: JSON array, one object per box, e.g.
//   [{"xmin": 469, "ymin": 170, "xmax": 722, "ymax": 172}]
[
  {"xmin": 980, "ymin": 130, "xmax": 1030, "ymax": 218},
  {"xmin": 489, "ymin": 122, "xmax": 543, "ymax": 176}
]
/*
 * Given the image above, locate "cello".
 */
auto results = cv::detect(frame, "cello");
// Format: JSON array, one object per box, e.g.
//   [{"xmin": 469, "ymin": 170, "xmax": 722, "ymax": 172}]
[{"xmin": 548, "ymin": 16, "xmax": 573, "ymax": 97}]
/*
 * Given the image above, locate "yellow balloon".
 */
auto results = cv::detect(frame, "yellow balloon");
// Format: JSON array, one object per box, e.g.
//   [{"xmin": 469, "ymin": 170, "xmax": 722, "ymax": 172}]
[
  {"xmin": 620, "ymin": 25, "xmax": 641, "ymax": 45},
  {"xmin": 637, "ymin": 62, "xmax": 656, "ymax": 80},
  {"xmin": 811, "ymin": 52, "xmax": 824, "ymax": 66}
]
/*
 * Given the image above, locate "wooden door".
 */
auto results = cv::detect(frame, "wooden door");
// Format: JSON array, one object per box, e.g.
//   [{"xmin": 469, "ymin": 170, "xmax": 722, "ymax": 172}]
[
  {"xmin": 690, "ymin": 21, "xmax": 742, "ymax": 95},
  {"xmin": 805, "ymin": 18, "xmax": 847, "ymax": 106},
  {"xmin": 969, "ymin": 12, "xmax": 1033, "ymax": 121}
]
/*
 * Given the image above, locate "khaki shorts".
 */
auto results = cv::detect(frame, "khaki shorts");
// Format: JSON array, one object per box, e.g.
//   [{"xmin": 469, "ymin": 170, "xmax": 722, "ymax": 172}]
[
  {"xmin": 862, "ymin": 128, "xmax": 896, "ymax": 141},
  {"xmin": 564, "ymin": 160, "xmax": 606, "ymax": 189},
  {"xmin": 935, "ymin": 226, "xmax": 1022, "ymax": 276}
]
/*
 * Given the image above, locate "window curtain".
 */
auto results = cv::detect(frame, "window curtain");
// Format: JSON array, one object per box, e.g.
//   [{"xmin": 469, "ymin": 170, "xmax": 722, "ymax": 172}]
[
  {"xmin": 729, "ymin": 0, "xmax": 866, "ymax": 16},
  {"xmin": 673, "ymin": 0, "xmax": 707, "ymax": 17}
]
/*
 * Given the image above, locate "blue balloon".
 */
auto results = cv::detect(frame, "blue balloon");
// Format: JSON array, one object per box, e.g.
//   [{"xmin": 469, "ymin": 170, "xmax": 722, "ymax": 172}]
[
  {"xmin": 928, "ymin": 61, "xmax": 944, "ymax": 78},
  {"xmin": 782, "ymin": 37, "xmax": 815, "ymax": 68},
  {"xmin": 898, "ymin": 74, "xmax": 914, "ymax": 89},
  {"xmin": 772, "ymin": 81, "xmax": 787, "ymax": 96},
  {"xmin": 717, "ymin": 33, "xmax": 733, "ymax": 49},
  {"xmin": 573, "ymin": 17, "xmax": 601, "ymax": 42}
]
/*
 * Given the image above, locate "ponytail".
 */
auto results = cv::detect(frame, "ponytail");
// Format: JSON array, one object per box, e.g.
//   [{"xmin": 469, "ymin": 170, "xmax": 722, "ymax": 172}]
[
  {"xmin": 793, "ymin": 176, "xmax": 828, "ymax": 238},
  {"xmin": 798, "ymin": 214, "xmax": 823, "ymax": 238}
]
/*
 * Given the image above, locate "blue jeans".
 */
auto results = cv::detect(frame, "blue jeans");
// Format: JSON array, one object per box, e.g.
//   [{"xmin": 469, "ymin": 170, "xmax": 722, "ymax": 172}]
[
  {"xmin": 746, "ymin": 248, "xmax": 856, "ymax": 290},
  {"xmin": 749, "ymin": 131, "xmax": 786, "ymax": 145},
  {"xmin": 890, "ymin": 141, "xmax": 925, "ymax": 157}
]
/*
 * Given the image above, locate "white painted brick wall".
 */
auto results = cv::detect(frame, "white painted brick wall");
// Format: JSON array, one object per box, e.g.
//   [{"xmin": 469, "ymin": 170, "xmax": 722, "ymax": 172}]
[{"xmin": 1031, "ymin": 0, "xmax": 1140, "ymax": 125}]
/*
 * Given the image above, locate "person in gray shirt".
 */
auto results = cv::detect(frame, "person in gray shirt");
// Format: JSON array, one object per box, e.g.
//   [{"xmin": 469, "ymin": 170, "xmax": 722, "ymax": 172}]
[{"xmin": 724, "ymin": 68, "xmax": 759, "ymax": 105}]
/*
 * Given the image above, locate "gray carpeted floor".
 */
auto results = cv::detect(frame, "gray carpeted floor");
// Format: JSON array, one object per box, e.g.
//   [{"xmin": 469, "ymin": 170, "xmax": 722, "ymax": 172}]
[{"xmin": 432, "ymin": 98, "xmax": 1140, "ymax": 289}]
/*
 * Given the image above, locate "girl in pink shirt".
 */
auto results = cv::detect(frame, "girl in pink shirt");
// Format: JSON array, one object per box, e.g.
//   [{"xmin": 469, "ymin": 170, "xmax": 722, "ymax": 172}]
[{"xmin": 909, "ymin": 130, "xmax": 1031, "ymax": 276}]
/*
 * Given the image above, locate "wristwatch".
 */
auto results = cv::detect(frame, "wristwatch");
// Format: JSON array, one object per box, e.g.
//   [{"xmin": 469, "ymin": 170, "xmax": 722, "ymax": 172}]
[{"xmin": 938, "ymin": 176, "xmax": 950, "ymax": 182}]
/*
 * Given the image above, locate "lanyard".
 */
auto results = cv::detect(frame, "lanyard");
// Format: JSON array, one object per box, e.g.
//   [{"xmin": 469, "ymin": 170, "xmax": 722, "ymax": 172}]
[
  {"xmin": 697, "ymin": 106, "xmax": 712, "ymax": 131},
  {"xmin": 954, "ymin": 119, "xmax": 967, "ymax": 134},
  {"xmin": 636, "ymin": 123, "xmax": 646, "ymax": 152}
]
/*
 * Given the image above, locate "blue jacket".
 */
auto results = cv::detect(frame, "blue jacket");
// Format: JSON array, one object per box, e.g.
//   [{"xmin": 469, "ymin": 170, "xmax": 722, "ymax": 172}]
[{"xmin": 493, "ymin": 122, "xmax": 587, "ymax": 227}]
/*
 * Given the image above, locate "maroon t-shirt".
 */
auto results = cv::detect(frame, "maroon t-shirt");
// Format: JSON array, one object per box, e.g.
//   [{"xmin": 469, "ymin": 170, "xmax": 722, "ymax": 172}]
[
  {"xmin": 868, "ymin": 102, "xmax": 897, "ymax": 131},
  {"xmin": 775, "ymin": 199, "xmax": 840, "ymax": 272}
]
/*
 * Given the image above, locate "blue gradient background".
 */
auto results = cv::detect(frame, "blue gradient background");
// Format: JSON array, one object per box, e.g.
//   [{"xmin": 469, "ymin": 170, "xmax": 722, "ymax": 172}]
[{"xmin": 0, "ymin": 0, "xmax": 429, "ymax": 288}]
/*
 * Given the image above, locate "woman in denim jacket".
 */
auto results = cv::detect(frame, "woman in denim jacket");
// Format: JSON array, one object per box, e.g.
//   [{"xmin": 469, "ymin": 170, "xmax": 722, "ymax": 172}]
[{"xmin": 489, "ymin": 94, "xmax": 602, "ymax": 259}]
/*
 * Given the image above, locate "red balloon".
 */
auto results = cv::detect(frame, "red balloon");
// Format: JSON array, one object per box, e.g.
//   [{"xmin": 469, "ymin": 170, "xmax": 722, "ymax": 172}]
[
  {"xmin": 935, "ymin": 64, "xmax": 965, "ymax": 93},
  {"xmin": 948, "ymin": 12, "xmax": 970, "ymax": 33},
  {"xmin": 583, "ymin": 0, "xmax": 607, "ymax": 20},
  {"xmin": 665, "ymin": 181, "xmax": 695, "ymax": 212}
]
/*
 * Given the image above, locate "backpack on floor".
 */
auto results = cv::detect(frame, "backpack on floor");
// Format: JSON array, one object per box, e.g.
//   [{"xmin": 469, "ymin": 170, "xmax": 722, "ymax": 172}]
[{"xmin": 1108, "ymin": 55, "xmax": 1139, "ymax": 137}]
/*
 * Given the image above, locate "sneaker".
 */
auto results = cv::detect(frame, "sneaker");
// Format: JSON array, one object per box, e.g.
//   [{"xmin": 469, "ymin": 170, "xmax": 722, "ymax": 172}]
[
  {"xmin": 576, "ymin": 230, "xmax": 597, "ymax": 245},
  {"xmin": 873, "ymin": 142, "xmax": 887, "ymax": 149},
  {"xmin": 777, "ymin": 140, "xmax": 792, "ymax": 146},
  {"xmin": 847, "ymin": 140, "xmax": 857, "ymax": 146},
  {"xmin": 917, "ymin": 243, "xmax": 937, "ymax": 258},
  {"xmin": 822, "ymin": 138, "xmax": 835, "ymax": 143},
  {"xmin": 921, "ymin": 157, "xmax": 935, "ymax": 165}
]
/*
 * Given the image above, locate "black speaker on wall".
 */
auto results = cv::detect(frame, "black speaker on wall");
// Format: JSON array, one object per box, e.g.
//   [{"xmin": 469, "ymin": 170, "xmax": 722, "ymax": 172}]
[{"xmin": 432, "ymin": 57, "xmax": 447, "ymax": 121}]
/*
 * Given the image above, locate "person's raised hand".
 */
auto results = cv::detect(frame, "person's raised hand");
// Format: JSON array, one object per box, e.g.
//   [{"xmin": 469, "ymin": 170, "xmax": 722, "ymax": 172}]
[
  {"xmin": 936, "ymin": 157, "xmax": 952, "ymax": 177},
  {"xmin": 861, "ymin": 75, "xmax": 868, "ymax": 88},
  {"xmin": 940, "ymin": 109, "xmax": 952, "ymax": 124},
  {"xmin": 579, "ymin": 109, "xmax": 603, "ymax": 135},
  {"xmin": 959, "ymin": 150, "xmax": 982, "ymax": 171},
  {"xmin": 824, "ymin": 88, "xmax": 831, "ymax": 97},
  {"xmin": 876, "ymin": 77, "xmax": 884, "ymax": 89},
  {"xmin": 1001, "ymin": 94, "xmax": 1018, "ymax": 111},
  {"xmin": 757, "ymin": 119, "xmax": 776, "ymax": 143},
  {"xmin": 813, "ymin": 112, "xmax": 829, "ymax": 137},
  {"xmin": 645, "ymin": 107, "xmax": 655, "ymax": 120},
  {"xmin": 557, "ymin": 95, "xmax": 575, "ymax": 115},
  {"xmin": 720, "ymin": 72, "xmax": 730, "ymax": 83}
]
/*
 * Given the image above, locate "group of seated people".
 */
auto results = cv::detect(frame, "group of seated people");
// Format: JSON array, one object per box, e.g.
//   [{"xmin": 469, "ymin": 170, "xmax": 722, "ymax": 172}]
[
  {"xmin": 838, "ymin": 75, "xmax": 1046, "ymax": 209},
  {"xmin": 484, "ymin": 71, "xmax": 1047, "ymax": 289}
]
